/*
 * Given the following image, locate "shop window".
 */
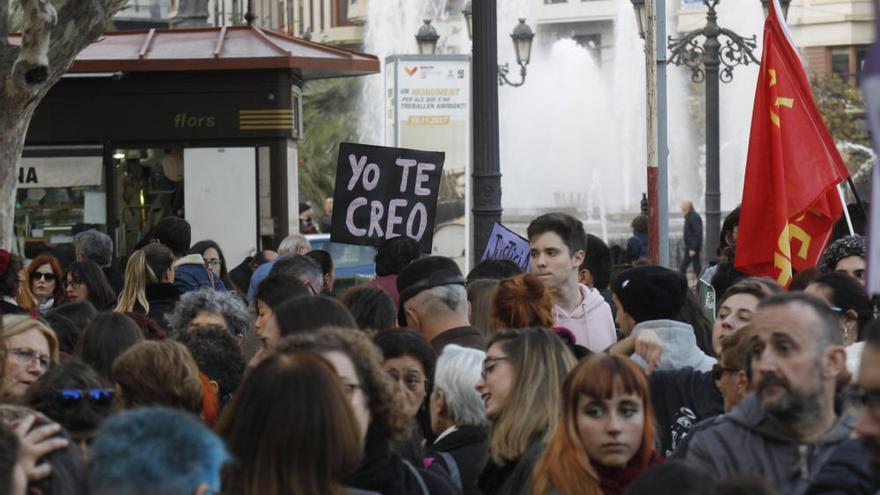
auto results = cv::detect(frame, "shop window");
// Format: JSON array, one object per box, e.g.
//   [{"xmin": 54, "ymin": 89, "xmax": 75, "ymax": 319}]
[
  {"xmin": 112, "ymin": 148, "xmax": 184, "ymax": 256},
  {"xmin": 15, "ymin": 153, "xmax": 107, "ymax": 260}
]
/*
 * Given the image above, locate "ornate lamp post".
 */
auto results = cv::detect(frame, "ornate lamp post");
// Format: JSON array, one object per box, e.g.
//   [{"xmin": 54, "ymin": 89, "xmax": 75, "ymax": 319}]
[
  {"xmin": 458, "ymin": 2, "xmax": 537, "ymax": 263},
  {"xmin": 415, "ymin": 20, "xmax": 441, "ymax": 55},
  {"xmin": 667, "ymin": 0, "xmax": 758, "ymax": 262}
]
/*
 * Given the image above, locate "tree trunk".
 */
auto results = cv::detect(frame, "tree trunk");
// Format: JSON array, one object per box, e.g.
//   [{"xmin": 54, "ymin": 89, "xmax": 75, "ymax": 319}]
[{"xmin": 0, "ymin": 0, "xmax": 126, "ymax": 249}]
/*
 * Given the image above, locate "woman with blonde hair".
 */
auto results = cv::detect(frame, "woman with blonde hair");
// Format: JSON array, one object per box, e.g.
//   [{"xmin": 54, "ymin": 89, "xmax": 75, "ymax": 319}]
[
  {"xmin": 475, "ymin": 327, "xmax": 576, "ymax": 495},
  {"xmin": 492, "ymin": 274, "xmax": 555, "ymax": 330},
  {"xmin": 1, "ymin": 315, "xmax": 60, "ymax": 401},
  {"xmin": 530, "ymin": 354, "xmax": 662, "ymax": 495},
  {"xmin": 115, "ymin": 243, "xmax": 178, "ymax": 330},
  {"xmin": 17, "ymin": 255, "xmax": 65, "ymax": 315}
]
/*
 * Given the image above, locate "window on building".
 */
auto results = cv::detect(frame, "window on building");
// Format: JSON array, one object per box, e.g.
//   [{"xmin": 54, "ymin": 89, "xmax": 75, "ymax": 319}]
[
  {"xmin": 831, "ymin": 47, "xmax": 850, "ymax": 79},
  {"xmin": 856, "ymin": 45, "xmax": 871, "ymax": 82},
  {"xmin": 334, "ymin": 0, "xmax": 353, "ymax": 26},
  {"xmin": 545, "ymin": 0, "xmax": 567, "ymax": 4}
]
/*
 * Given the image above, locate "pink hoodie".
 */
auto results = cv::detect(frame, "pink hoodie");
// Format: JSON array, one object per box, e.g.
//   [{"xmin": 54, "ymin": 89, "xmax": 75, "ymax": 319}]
[{"xmin": 553, "ymin": 284, "xmax": 617, "ymax": 352}]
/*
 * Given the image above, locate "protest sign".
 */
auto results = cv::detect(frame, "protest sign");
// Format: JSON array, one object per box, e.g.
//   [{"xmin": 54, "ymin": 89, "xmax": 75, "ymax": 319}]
[
  {"xmin": 480, "ymin": 222, "xmax": 531, "ymax": 272},
  {"xmin": 330, "ymin": 142, "xmax": 445, "ymax": 252},
  {"xmin": 697, "ymin": 279, "xmax": 716, "ymax": 322}
]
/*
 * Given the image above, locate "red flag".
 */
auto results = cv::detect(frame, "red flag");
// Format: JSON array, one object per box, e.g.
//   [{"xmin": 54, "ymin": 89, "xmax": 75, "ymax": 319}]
[{"xmin": 735, "ymin": 0, "xmax": 850, "ymax": 287}]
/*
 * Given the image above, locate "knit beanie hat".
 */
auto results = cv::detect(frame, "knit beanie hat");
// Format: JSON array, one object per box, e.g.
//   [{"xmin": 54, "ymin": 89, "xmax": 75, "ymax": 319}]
[
  {"xmin": 611, "ymin": 265, "xmax": 688, "ymax": 323},
  {"xmin": 819, "ymin": 235, "xmax": 865, "ymax": 274}
]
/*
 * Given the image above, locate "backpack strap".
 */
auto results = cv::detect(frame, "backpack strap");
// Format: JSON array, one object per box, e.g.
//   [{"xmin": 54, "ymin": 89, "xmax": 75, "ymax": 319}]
[
  {"xmin": 402, "ymin": 459, "xmax": 430, "ymax": 495},
  {"xmin": 435, "ymin": 452, "xmax": 463, "ymax": 494}
]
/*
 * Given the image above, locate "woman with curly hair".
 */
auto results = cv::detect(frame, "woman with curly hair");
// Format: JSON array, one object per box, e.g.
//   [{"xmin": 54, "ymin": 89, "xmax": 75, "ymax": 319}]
[
  {"xmin": 17, "ymin": 255, "xmax": 65, "ymax": 315},
  {"xmin": 277, "ymin": 328, "xmax": 457, "ymax": 495},
  {"xmin": 530, "ymin": 354, "xmax": 662, "ymax": 495}
]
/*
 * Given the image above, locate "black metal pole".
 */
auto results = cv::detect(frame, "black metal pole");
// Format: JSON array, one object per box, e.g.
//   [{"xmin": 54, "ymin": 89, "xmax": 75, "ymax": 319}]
[
  {"xmin": 471, "ymin": 0, "xmax": 502, "ymax": 266},
  {"xmin": 703, "ymin": 6, "xmax": 721, "ymax": 263}
]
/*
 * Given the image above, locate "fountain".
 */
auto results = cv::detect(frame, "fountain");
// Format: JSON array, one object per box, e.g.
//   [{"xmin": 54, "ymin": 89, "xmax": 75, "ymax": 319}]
[{"xmin": 356, "ymin": 0, "xmax": 765, "ymax": 244}]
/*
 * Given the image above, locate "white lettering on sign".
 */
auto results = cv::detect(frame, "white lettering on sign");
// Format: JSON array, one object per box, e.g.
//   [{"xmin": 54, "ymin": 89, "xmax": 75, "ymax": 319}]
[
  {"xmin": 407, "ymin": 202, "xmax": 428, "ymax": 240},
  {"xmin": 386, "ymin": 199, "xmax": 407, "ymax": 238},
  {"xmin": 414, "ymin": 162, "xmax": 436, "ymax": 196},
  {"xmin": 347, "ymin": 154, "xmax": 380, "ymax": 191},
  {"xmin": 395, "ymin": 158, "xmax": 418, "ymax": 193},
  {"xmin": 369, "ymin": 201, "xmax": 385, "ymax": 237},
  {"xmin": 345, "ymin": 197, "xmax": 368, "ymax": 236}
]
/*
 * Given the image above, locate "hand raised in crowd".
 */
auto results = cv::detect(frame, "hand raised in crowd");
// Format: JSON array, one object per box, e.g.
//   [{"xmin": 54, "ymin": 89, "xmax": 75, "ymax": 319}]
[
  {"xmin": 634, "ymin": 329, "xmax": 663, "ymax": 374},
  {"xmin": 10, "ymin": 414, "xmax": 69, "ymax": 482}
]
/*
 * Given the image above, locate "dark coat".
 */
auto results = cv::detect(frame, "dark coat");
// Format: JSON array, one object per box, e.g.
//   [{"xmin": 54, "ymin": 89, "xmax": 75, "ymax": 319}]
[
  {"xmin": 144, "ymin": 283, "xmax": 180, "ymax": 331},
  {"xmin": 684, "ymin": 210, "xmax": 703, "ymax": 252},
  {"xmin": 173, "ymin": 257, "xmax": 226, "ymax": 294},
  {"xmin": 228, "ymin": 259, "xmax": 253, "ymax": 295},
  {"xmin": 102, "ymin": 265, "xmax": 125, "ymax": 297},
  {"xmin": 0, "ymin": 299, "xmax": 27, "ymax": 316},
  {"xmin": 349, "ymin": 424, "xmax": 459, "ymax": 495},
  {"xmin": 625, "ymin": 233, "xmax": 649, "ymax": 262},
  {"xmin": 427, "ymin": 426, "xmax": 489, "ymax": 495},
  {"xmin": 805, "ymin": 439, "xmax": 874, "ymax": 495},
  {"xmin": 430, "ymin": 326, "xmax": 486, "ymax": 356},
  {"xmin": 478, "ymin": 436, "xmax": 544, "ymax": 495},
  {"xmin": 650, "ymin": 367, "xmax": 724, "ymax": 457}
]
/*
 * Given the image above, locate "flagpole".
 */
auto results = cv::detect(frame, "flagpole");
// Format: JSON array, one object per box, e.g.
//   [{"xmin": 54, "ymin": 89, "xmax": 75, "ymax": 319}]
[{"xmin": 837, "ymin": 184, "xmax": 855, "ymax": 235}]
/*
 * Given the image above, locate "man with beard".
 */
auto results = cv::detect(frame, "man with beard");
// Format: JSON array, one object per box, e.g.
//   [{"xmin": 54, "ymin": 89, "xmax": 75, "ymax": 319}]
[{"xmin": 683, "ymin": 292, "xmax": 854, "ymax": 495}]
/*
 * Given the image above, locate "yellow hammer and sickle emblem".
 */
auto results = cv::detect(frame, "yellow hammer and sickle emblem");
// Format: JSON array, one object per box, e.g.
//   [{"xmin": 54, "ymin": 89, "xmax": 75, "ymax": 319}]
[
  {"xmin": 769, "ymin": 69, "xmax": 795, "ymax": 127},
  {"xmin": 772, "ymin": 215, "xmax": 815, "ymax": 286}
]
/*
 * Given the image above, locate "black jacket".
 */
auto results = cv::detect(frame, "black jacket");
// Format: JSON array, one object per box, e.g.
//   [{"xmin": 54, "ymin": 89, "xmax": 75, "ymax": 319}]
[
  {"xmin": 478, "ymin": 436, "xmax": 544, "ymax": 495},
  {"xmin": 684, "ymin": 210, "xmax": 703, "ymax": 252},
  {"xmin": 805, "ymin": 439, "xmax": 874, "ymax": 495},
  {"xmin": 102, "ymin": 265, "xmax": 125, "ymax": 297},
  {"xmin": 228, "ymin": 260, "xmax": 253, "ymax": 295},
  {"xmin": 650, "ymin": 367, "xmax": 724, "ymax": 457},
  {"xmin": 430, "ymin": 326, "xmax": 486, "ymax": 356},
  {"xmin": 349, "ymin": 424, "xmax": 459, "ymax": 495},
  {"xmin": 427, "ymin": 426, "xmax": 489, "ymax": 495},
  {"xmin": 144, "ymin": 283, "xmax": 180, "ymax": 331}
]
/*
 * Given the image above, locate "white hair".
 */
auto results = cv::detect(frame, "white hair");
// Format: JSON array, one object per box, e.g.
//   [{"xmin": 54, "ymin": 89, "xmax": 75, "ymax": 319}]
[
  {"xmin": 432, "ymin": 344, "xmax": 487, "ymax": 427},
  {"xmin": 408, "ymin": 284, "xmax": 467, "ymax": 316},
  {"xmin": 277, "ymin": 234, "xmax": 311, "ymax": 256}
]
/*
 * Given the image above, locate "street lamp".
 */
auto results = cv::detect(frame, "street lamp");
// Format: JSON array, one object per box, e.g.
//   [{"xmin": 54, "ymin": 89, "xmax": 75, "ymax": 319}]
[
  {"xmin": 459, "ymin": 11, "xmax": 535, "ymax": 87},
  {"xmin": 667, "ymin": 0, "xmax": 758, "ymax": 262},
  {"xmin": 462, "ymin": 1, "xmax": 473, "ymax": 41},
  {"xmin": 761, "ymin": 0, "xmax": 791, "ymax": 19},
  {"xmin": 630, "ymin": 0, "xmax": 648, "ymax": 39},
  {"xmin": 498, "ymin": 19, "xmax": 535, "ymax": 87},
  {"xmin": 415, "ymin": 19, "xmax": 440, "ymax": 55}
]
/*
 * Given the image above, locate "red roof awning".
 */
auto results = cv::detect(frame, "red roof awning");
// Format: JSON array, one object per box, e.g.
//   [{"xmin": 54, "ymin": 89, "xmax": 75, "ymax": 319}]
[{"xmin": 9, "ymin": 25, "xmax": 379, "ymax": 79}]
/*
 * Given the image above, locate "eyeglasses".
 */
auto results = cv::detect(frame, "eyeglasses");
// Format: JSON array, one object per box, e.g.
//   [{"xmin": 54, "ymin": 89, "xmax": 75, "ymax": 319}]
[
  {"xmin": 712, "ymin": 363, "xmax": 738, "ymax": 381},
  {"xmin": 63, "ymin": 280, "xmax": 82, "ymax": 290},
  {"xmin": 846, "ymin": 386, "xmax": 880, "ymax": 422},
  {"xmin": 481, "ymin": 357, "xmax": 510, "ymax": 380},
  {"xmin": 341, "ymin": 382, "xmax": 362, "ymax": 398},
  {"xmin": 9, "ymin": 347, "xmax": 51, "ymax": 370},
  {"xmin": 204, "ymin": 259, "xmax": 222, "ymax": 267},
  {"xmin": 57, "ymin": 388, "xmax": 115, "ymax": 408},
  {"xmin": 387, "ymin": 369, "xmax": 427, "ymax": 392},
  {"xmin": 30, "ymin": 271, "xmax": 56, "ymax": 282}
]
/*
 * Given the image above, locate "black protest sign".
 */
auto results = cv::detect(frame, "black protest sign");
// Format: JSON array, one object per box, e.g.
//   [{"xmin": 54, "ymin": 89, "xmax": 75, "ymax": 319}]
[{"xmin": 330, "ymin": 142, "xmax": 445, "ymax": 252}]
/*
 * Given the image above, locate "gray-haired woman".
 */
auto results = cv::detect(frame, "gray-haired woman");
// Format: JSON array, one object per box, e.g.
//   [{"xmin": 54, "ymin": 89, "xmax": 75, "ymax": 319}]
[
  {"xmin": 426, "ymin": 344, "xmax": 489, "ymax": 495},
  {"xmin": 168, "ymin": 288, "xmax": 250, "ymax": 343}
]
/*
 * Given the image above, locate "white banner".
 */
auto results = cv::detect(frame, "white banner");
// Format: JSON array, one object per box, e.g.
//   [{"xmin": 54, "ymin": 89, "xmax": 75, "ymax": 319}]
[{"xmin": 19, "ymin": 156, "xmax": 103, "ymax": 189}]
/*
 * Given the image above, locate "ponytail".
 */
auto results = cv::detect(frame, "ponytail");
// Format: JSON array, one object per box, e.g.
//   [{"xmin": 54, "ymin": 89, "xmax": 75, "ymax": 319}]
[{"xmin": 116, "ymin": 250, "xmax": 151, "ymax": 313}]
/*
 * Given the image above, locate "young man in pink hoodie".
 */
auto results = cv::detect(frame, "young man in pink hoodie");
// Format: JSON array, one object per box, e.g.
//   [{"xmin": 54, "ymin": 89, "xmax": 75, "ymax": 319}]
[{"xmin": 527, "ymin": 213, "xmax": 617, "ymax": 352}]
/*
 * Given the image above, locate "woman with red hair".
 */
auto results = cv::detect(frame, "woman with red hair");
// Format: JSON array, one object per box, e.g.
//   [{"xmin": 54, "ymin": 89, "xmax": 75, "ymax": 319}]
[
  {"xmin": 17, "ymin": 255, "xmax": 64, "ymax": 315},
  {"xmin": 492, "ymin": 273, "xmax": 555, "ymax": 329},
  {"xmin": 530, "ymin": 354, "xmax": 662, "ymax": 495}
]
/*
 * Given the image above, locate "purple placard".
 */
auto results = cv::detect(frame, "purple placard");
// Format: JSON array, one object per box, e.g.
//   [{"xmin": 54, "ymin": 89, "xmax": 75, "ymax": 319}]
[{"xmin": 481, "ymin": 222, "xmax": 531, "ymax": 272}]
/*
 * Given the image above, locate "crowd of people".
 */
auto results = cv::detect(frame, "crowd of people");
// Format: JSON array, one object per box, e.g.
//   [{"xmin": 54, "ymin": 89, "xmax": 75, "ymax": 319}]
[{"xmin": 0, "ymin": 210, "xmax": 876, "ymax": 495}]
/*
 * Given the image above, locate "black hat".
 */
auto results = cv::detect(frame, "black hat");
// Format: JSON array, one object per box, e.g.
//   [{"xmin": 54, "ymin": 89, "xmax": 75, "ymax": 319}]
[
  {"xmin": 396, "ymin": 256, "xmax": 465, "ymax": 325},
  {"xmin": 299, "ymin": 202, "xmax": 311, "ymax": 214},
  {"xmin": 611, "ymin": 265, "xmax": 688, "ymax": 323}
]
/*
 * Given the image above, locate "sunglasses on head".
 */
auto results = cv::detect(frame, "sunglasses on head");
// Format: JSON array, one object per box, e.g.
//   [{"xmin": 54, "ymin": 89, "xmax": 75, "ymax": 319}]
[
  {"xmin": 57, "ymin": 388, "xmax": 114, "ymax": 408},
  {"xmin": 30, "ymin": 271, "xmax": 56, "ymax": 282}
]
